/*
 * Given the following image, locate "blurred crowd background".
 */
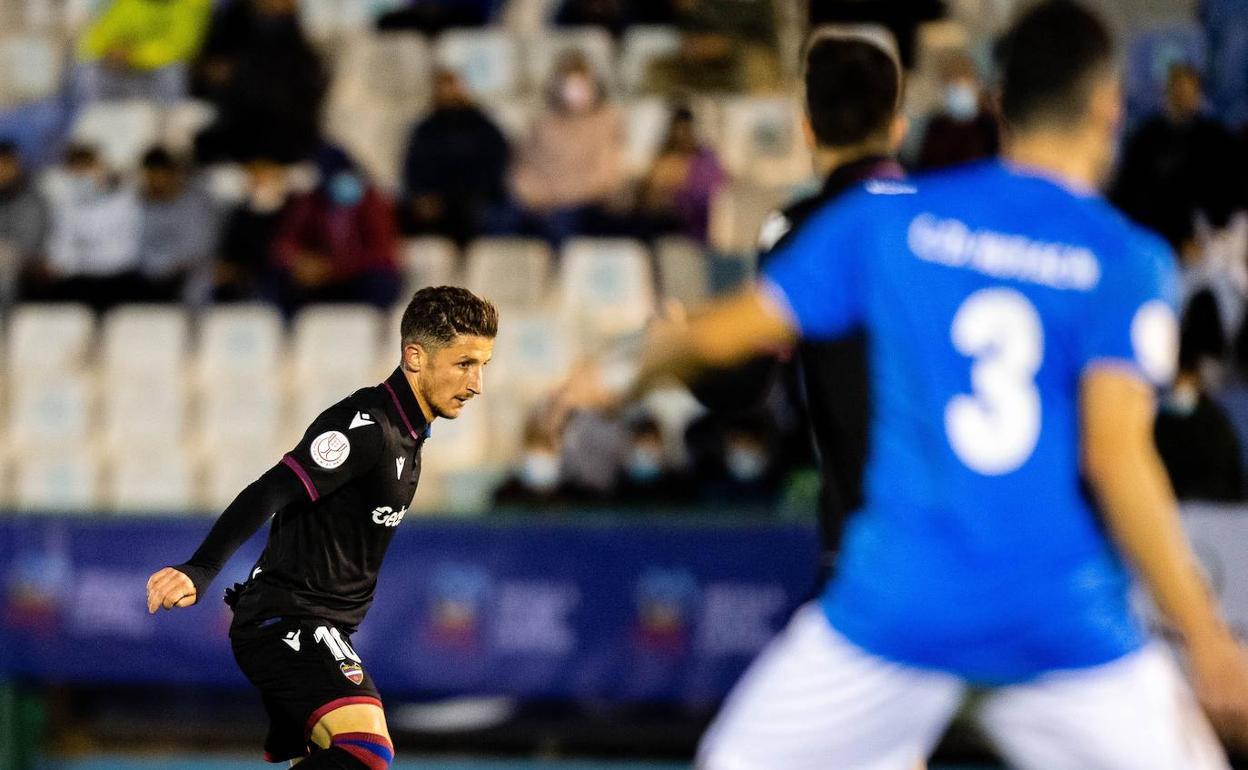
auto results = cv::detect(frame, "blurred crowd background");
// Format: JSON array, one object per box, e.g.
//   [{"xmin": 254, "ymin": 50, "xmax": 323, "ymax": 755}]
[{"xmin": 0, "ymin": 0, "xmax": 1245, "ymax": 517}]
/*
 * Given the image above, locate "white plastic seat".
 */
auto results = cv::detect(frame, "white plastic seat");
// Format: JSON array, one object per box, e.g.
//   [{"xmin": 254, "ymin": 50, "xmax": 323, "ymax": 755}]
[
  {"xmin": 718, "ymin": 96, "xmax": 812, "ymax": 187},
  {"xmin": 101, "ymin": 305, "xmax": 189, "ymax": 381},
  {"xmin": 198, "ymin": 377, "xmax": 282, "ymax": 448},
  {"xmin": 71, "ymin": 100, "xmax": 163, "ymax": 170},
  {"xmin": 464, "ymin": 237, "xmax": 552, "ymax": 310},
  {"xmin": 7, "ymin": 304, "xmax": 95, "ymax": 373},
  {"xmin": 401, "ymin": 237, "xmax": 459, "ymax": 295},
  {"xmin": 559, "ymin": 238, "xmax": 655, "ymax": 341},
  {"xmin": 13, "ymin": 449, "xmax": 100, "ymax": 513},
  {"xmin": 340, "ymin": 32, "xmax": 433, "ymax": 103},
  {"xmin": 162, "ymin": 99, "xmax": 218, "ymax": 155},
  {"xmin": 624, "ymin": 98, "xmax": 672, "ymax": 177},
  {"xmin": 198, "ymin": 304, "xmax": 285, "ymax": 382},
  {"xmin": 108, "ymin": 444, "xmax": 195, "ymax": 513},
  {"xmin": 0, "ymin": 33, "xmax": 63, "ymax": 107},
  {"xmin": 200, "ymin": 438, "xmax": 282, "ymax": 510},
  {"xmin": 490, "ymin": 311, "xmax": 576, "ymax": 399},
  {"xmin": 101, "ymin": 374, "xmax": 187, "ymax": 448},
  {"xmin": 435, "ymin": 29, "xmax": 521, "ymax": 99},
  {"xmin": 419, "ymin": 396, "xmax": 488, "ymax": 474},
  {"xmin": 619, "ymin": 26, "xmax": 682, "ymax": 94},
  {"xmin": 654, "ymin": 236, "xmax": 709, "ymax": 306},
  {"xmin": 8, "ymin": 374, "xmax": 93, "ymax": 448},
  {"xmin": 709, "ymin": 182, "xmax": 792, "ymax": 254},
  {"xmin": 525, "ymin": 27, "xmax": 615, "ymax": 93},
  {"xmin": 481, "ymin": 98, "xmax": 533, "ymax": 143},
  {"xmin": 290, "ymin": 305, "xmax": 382, "ymax": 424}
]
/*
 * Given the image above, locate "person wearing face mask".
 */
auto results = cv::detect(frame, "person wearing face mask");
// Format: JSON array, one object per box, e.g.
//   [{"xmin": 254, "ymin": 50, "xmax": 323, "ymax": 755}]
[
  {"xmin": 1154, "ymin": 330, "xmax": 1242, "ymax": 502},
  {"xmin": 135, "ymin": 146, "xmax": 219, "ymax": 303},
  {"xmin": 214, "ymin": 154, "xmax": 289, "ymax": 302},
  {"xmin": 30, "ymin": 144, "xmax": 143, "ymax": 313},
  {"xmin": 493, "ymin": 415, "xmax": 581, "ymax": 509},
  {"xmin": 75, "ymin": 0, "xmax": 212, "ymax": 103},
  {"xmin": 916, "ymin": 52, "xmax": 1000, "ymax": 171},
  {"xmin": 616, "ymin": 416, "xmax": 693, "ymax": 508},
  {"xmin": 271, "ymin": 145, "xmax": 400, "ymax": 315},
  {"xmin": 634, "ymin": 107, "xmax": 725, "ymax": 245},
  {"xmin": 510, "ymin": 51, "xmax": 626, "ymax": 246}
]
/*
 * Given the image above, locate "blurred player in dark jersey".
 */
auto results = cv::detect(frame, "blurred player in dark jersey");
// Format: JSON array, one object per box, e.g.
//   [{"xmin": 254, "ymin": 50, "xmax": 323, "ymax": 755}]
[{"xmin": 146, "ymin": 286, "xmax": 497, "ymax": 769}]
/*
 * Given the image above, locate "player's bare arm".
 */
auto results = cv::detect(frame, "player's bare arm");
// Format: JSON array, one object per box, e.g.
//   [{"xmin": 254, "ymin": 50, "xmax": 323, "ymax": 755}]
[{"xmin": 1081, "ymin": 366, "xmax": 1248, "ymax": 746}]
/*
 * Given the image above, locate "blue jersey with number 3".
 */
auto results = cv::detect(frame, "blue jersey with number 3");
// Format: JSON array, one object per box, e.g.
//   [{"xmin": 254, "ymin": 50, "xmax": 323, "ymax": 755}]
[{"xmin": 762, "ymin": 161, "xmax": 1180, "ymax": 684}]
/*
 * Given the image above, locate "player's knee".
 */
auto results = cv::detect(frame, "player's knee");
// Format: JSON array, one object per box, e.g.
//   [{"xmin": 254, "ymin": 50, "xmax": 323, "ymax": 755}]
[{"xmin": 328, "ymin": 732, "xmax": 393, "ymax": 769}]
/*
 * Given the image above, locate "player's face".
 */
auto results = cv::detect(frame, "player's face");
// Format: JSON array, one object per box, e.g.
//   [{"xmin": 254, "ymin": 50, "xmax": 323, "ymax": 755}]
[{"xmin": 416, "ymin": 335, "xmax": 494, "ymax": 419}]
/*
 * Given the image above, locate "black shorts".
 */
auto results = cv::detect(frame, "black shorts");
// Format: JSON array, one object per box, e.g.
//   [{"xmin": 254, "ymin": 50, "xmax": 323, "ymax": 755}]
[{"xmin": 230, "ymin": 616, "xmax": 382, "ymax": 763}]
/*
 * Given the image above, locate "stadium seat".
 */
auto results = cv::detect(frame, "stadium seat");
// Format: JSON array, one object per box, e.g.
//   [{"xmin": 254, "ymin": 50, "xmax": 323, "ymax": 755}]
[
  {"xmin": 559, "ymin": 238, "xmax": 655, "ymax": 342},
  {"xmin": 338, "ymin": 32, "xmax": 433, "ymax": 103},
  {"xmin": 709, "ymin": 182, "xmax": 793, "ymax": 254},
  {"xmin": 718, "ymin": 96, "xmax": 812, "ymax": 188},
  {"xmin": 200, "ymin": 438, "xmax": 282, "ymax": 510},
  {"xmin": 401, "ymin": 237, "xmax": 459, "ymax": 295},
  {"xmin": 101, "ymin": 375, "xmax": 188, "ymax": 449},
  {"xmin": 101, "ymin": 305, "xmax": 189, "ymax": 381},
  {"xmin": 6, "ymin": 304, "xmax": 94, "ymax": 373},
  {"xmin": 108, "ymin": 445, "xmax": 196, "ymax": 513},
  {"xmin": 7, "ymin": 374, "xmax": 93, "ymax": 448},
  {"xmin": 419, "ymin": 395, "xmax": 489, "ymax": 474},
  {"xmin": 489, "ymin": 311, "xmax": 576, "ymax": 399},
  {"xmin": 525, "ymin": 27, "xmax": 615, "ymax": 93},
  {"xmin": 12, "ymin": 449, "xmax": 100, "ymax": 513},
  {"xmin": 197, "ymin": 305, "xmax": 285, "ymax": 383},
  {"xmin": 162, "ymin": 99, "xmax": 218, "ymax": 156},
  {"xmin": 618, "ymin": 26, "xmax": 682, "ymax": 94},
  {"xmin": 71, "ymin": 100, "xmax": 163, "ymax": 170},
  {"xmin": 464, "ymin": 237, "xmax": 552, "ymax": 310},
  {"xmin": 0, "ymin": 33, "xmax": 64, "ymax": 108},
  {"xmin": 197, "ymin": 376, "xmax": 283, "ymax": 449},
  {"xmin": 434, "ymin": 29, "xmax": 521, "ymax": 99},
  {"xmin": 623, "ymin": 97, "xmax": 671, "ymax": 177},
  {"xmin": 290, "ymin": 305, "xmax": 382, "ymax": 425},
  {"xmin": 654, "ymin": 236, "xmax": 709, "ymax": 307},
  {"xmin": 481, "ymin": 97, "xmax": 533, "ymax": 143}
]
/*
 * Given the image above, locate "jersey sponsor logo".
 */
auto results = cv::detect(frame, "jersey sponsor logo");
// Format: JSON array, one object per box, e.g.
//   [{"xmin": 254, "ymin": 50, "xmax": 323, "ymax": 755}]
[
  {"xmin": 349, "ymin": 412, "xmax": 375, "ymax": 430},
  {"xmin": 311, "ymin": 431, "xmax": 351, "ymax": 469},
  {"xmin": 372, "ymin": 505, "xmax": 408, "ymax": 528},
  {"xmin": 282, "ymin": 629, "xmax": 301, "ymax": 652},
  {"xmin": 395, "ymin": 457, "xmax": 405, "ymax": 480},
  {"xmin": 340, "ymin": 661, "xmax": 364, "ymax": 685}
]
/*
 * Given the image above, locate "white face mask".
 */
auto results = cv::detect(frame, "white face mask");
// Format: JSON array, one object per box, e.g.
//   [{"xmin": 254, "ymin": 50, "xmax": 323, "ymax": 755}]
[
  {"xmin": 944, "ymin": 83, "xmax": 979, "ymax": 121},
  {"xmin": 560, "ymin": 76, "xmax": 595, "ymax": 112},
  {"xmin": 726, "ymin": 446, "xmax": 767, "ymax": 482},
  {"xmin": 1165, "ymin": 382, "xmax": 1200, "ymax": 417},
  {"xmin": 520, "ymin": 451, "xmax": 560, "ymax": 492},
  {"xmin": 626, "ymin": 446, "xmax": 664, "ymax": 483}
]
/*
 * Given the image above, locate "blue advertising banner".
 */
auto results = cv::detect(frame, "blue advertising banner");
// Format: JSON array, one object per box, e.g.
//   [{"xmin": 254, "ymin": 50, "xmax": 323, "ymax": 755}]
[{"xmin": 0, "ymin": 516, "xmax": 821, "ymax": 706}]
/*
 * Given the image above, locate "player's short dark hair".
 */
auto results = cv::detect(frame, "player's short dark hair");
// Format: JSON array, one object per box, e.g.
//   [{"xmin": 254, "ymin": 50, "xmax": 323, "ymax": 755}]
[
  {"xmin": 804, "ymin": 34, "xmax": 900, "ymax": 148},
  {"xmin": 401, "ymin": 286, "xmax": 498, "ymax": 351},
  {"xmin": 996, "ymin": 0, "xmax": 1115, "ymax": 131}
]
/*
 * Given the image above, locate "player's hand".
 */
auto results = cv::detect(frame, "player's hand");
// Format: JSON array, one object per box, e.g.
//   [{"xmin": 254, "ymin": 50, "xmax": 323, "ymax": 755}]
[
  {"xmin": 1188, "ymin": 631, "xmax": 1248, "ymax": 748},
  {"xmin": 146, "ymin": 567, "xmax": 198, "ymax": 614}
]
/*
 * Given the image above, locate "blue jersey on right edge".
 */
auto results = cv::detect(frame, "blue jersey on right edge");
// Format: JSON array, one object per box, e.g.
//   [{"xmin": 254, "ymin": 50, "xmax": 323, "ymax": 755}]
[{"xmin": 761, "ymin": 161, "xmax": 1180, "ymax": 685}]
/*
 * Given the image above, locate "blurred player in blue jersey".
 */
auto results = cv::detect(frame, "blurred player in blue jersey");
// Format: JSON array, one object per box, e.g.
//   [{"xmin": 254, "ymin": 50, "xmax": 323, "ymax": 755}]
[{"xmin": 568, "ymin": 1, "xmax": 1248, "ymax": 767}]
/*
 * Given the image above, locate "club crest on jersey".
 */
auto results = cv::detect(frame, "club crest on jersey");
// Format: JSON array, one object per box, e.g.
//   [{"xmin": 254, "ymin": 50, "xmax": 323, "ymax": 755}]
[
  {"xmin": 311, "ymin": 431, "xmax": 350, "ymax": 469},
  {"xmin": 340, "ymin": 661, "xmax": 364, "ymax": 685}
]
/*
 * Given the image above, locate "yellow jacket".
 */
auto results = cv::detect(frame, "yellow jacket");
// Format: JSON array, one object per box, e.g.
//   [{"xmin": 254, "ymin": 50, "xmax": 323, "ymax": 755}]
[{"xmin": 77, "ymin": 0, "xmax": 212, "ymax": 70}]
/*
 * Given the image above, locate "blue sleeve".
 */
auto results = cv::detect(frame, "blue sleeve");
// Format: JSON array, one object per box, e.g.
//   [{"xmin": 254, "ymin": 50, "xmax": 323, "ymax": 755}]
[
  {"xmin": 759, "ymin": 196, "xmax": 870, "ymax": 340},
  {"xmin": 1078, "ymin": 229, "xmax": 1180, "ymax": 387}
]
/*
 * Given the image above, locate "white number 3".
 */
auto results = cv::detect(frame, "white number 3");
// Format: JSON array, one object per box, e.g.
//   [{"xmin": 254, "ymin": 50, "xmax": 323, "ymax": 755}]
[{"xmin": 945, "ymin": 288, "xmax": 1044, "ymax": 475}]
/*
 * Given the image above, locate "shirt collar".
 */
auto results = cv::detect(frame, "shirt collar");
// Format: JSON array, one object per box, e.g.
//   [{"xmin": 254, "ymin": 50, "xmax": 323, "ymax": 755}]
[
  {"xmin": 821, "ymin": 155, "xmax": 906, "ymax": 199},
  {"xmin": 382, "ymin": 368, "xmax": 431, "ymax": 440}
]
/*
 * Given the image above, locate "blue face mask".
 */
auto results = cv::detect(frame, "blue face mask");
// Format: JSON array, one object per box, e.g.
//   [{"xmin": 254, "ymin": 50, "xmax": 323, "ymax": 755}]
[
  {"xmin": 328, "ymin": 172, "xmax": 364, "ymax": 207},
  {"xmin": 944, "ymin": 84, "xmax": 980, "ymax": 121}
]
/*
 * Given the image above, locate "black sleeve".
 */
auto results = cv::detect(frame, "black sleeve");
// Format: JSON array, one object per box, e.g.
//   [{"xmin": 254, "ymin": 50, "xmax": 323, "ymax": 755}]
[
  {"xmin": 173, "ymin": 463, "xmax": 305, "ymax": 599},
  {"xmin": 279, "ymin": 401, "xmax": 385, "ymax": 501}
]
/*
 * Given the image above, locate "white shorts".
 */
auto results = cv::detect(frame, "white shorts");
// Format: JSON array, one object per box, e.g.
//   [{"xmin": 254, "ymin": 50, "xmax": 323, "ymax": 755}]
[{"xmin": 697, "ymin": 604, "xmax": 1228, "ymax": 770}]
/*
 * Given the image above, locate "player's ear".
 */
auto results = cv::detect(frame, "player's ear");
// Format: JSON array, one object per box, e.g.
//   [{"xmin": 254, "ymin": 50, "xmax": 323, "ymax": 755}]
[{"xmin": 402, "ymin": 342, "xmax": 425, "ymax": 373}]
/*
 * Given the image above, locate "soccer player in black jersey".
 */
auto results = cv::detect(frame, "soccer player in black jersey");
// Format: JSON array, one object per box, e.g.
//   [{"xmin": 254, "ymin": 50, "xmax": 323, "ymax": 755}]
[{"xmin": 146, "ymin": 286, "xmax": 497, "ymax": 769}]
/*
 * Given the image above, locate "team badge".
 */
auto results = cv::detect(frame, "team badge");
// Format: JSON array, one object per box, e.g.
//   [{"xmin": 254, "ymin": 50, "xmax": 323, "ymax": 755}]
[
  {"xmin": 312, "ymin": 431, "xmax": 351, "ymax": 469},
  {"xmin": 340, "ymin": 661, "xmax": 364, "ymax": 685}
]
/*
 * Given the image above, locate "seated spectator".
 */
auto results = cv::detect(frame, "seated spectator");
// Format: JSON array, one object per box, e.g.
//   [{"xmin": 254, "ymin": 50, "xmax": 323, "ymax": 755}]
[
  {"xmin": 399, "ymin": 70, "xmax": 510, "ymax": 245},
  {"xmin": 0, "ymin": 141, "xmax": 48, "ymax": 305},
  {"xmin": 916, "ymin": 52, "xmax": 999, "ymax": 170},
  {"xmin": 1156, "ymin": 337, "xmax": 1242, "ymax": 502},
  {"xmin": 493, "ymin": 414, "xmax": 583, "ymax": 509},
  {"xmin": 634, "ymin": 106, "xmax": 725, "ymax": 244},
  {"xmin": 136, "ymin": 147, "xmax": 219, "ymax": 303},
  {"xmin": 616, "ymin": 416, "xmax": 694, "ymax": 508},
  {"xmin": 24, "ymin": 144, "xmax": 142, "ymax": 313},
  {"xmin": 194, "ymin": 0, "xmax": 327, "ymax": 163},
  {"xmin": 270, "ymin": 146, "xmax": 400, "ymax": 314},
  {"xmin": 215, "ymin": 154, "xmax": 290, "ymax": 302},
  {"xmin": 686, "ymin": 414, "xmax": 781, "ymax": 508},
  {"xmin": 75, "ymin": 0, "xmax": 212, "ymax": 103},
  {"xmin": 511, "ymin": 51, "xmax": 626, "ymax": 246},
  {"xmin": 646, "ymin": 0, "xmax": 780, "ymax": 94}
]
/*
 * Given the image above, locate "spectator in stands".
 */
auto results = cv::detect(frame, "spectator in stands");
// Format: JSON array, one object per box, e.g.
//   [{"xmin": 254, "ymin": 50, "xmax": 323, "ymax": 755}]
[
  {"xmin": 687, "ymin": 415, "xmax": 780, "ymax": 508},
  {"xmin": 916, "ymin": 52, "xmax": 999, "ymax": 170},
  {"xmin": 1155, "ymin": 336, "xmax": 1243, "ymax": 502},
  {"xmin": 375, "ymin": 0, "xmax": 503, "ymax": 33},
  {"xmin": 136, "ymin": 147, "xmax": 218, "ymax": 303},
  {"xmin": 214, "ymin": 154, "xmax": 289, "ymax": 302},
  {"xmin": 271, "ymin": 145, "xmax": 400, "ymax": 314},
  {"xmin": 75, "ymin": 0, "xmax": 212, "ymax": 103},
  {"xmin": 634, "ymin": 106, "xmax": 725, "ymax": 244},
  {"xmin": 646, "ymin": 0, "xmax": 780, "ymax": 94},
  {"xmin": 493, "ymin": 414, "xmax": 581, "ymax": 509},
  {"xmin": 511, "ymin": 51, "xmax": 626, "ymax": 246},
  {"xmin": 193, "ymin": 0, "xmax": 327, "ymax": 163},
  {"xmin": 1111, "ymin": 62, "xmax": 1248, "ymax": 250},
  {"xmin": 616, "ymin": 416, "xmax": 693, "ymax": 508},
  {"xmin": 25, "ymin": 144, "xmax": 142, "ymax": 313},
  {"xmin": 399, "ymin": 70, "xmax": 510, "ymax": 245},
  {"xmin": 0, "ymin": 141, "xmax": 48, "ymax": 300}
]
